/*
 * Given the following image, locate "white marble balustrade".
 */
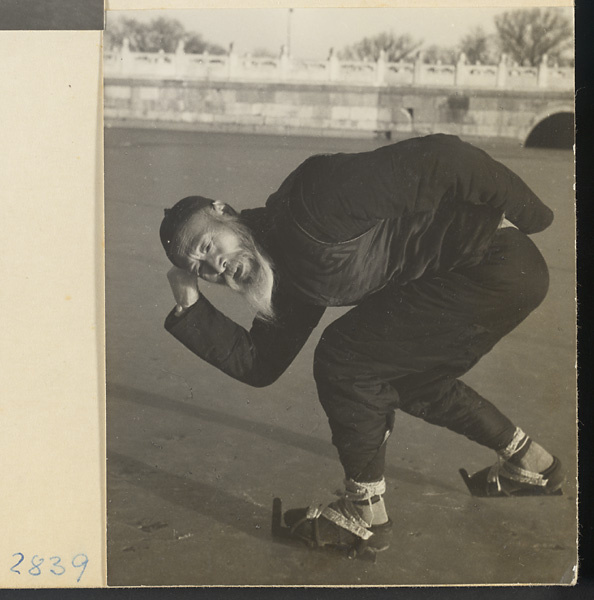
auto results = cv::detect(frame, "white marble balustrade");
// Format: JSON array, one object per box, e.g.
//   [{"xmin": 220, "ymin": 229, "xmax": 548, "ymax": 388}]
[{"xmin": 103, "ymin": 41, "xmax": 573, "ymax": 91}]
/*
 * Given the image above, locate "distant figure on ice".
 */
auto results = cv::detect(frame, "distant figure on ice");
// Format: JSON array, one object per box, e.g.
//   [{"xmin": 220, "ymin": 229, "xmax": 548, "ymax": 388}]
[{"xmin": 160, "ymin": 134, "xmax": 563, "ymax": 557}]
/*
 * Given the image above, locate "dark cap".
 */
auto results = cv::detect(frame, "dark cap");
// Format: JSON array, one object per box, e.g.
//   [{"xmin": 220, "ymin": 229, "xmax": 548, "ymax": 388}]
[{"xmin": 160, "ymin": 196, "xmax": 214, "ymax": 258}]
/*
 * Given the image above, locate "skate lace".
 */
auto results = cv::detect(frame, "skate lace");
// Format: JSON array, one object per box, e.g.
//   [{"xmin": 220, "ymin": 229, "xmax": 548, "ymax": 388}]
[
  {"xmin": 488, "ymin": 456, "xmax": 548, "ymax": 492},
  {"xmin": 303, "ymin": 495, "xmax": 373, "ymax": 540},
  {"xmin": 305, "ymin": 478, "xmax": 386, "ymax": 527}
]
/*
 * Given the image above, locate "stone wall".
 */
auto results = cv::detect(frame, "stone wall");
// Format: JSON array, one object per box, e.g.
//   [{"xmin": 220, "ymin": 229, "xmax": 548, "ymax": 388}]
[{"xmin": 104, "ymin": 78, "xmax": 574, "ymax": 143}]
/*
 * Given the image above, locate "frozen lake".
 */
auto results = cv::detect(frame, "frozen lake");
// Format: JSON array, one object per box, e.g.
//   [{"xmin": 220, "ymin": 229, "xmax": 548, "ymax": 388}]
[{"xmin": 105, "ymin": 129, "xmax": 576, "ymax": 586}]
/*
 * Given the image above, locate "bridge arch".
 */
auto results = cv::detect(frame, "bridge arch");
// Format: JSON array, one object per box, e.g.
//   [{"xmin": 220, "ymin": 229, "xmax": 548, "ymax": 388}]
[{"xmin": 523, "ymin": 106, "xmax": 574, "ymax": 149}]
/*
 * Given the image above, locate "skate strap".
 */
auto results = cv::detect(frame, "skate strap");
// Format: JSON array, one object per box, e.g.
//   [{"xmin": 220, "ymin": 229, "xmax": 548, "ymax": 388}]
[
  {"xmin": 343, "ymin": 478, "xmax": 386, "ymax": 502},
  {"xmin": 352, "ymin": 494, "xmax": 382, "ymax": 506},
  {"xmin": 306, "ymin": 502, "xmax": 327, "ymax": 520},
  {"xmin": 320, "ymin": 506, "xmax": 373, "ymax": 540},
  {"xmin": 488, "ymin": 457, "xmax": 548, "ymax": 491},
  {"xmin": 304, "ymin": 497, "xmax": 374, "ymax": 540}
]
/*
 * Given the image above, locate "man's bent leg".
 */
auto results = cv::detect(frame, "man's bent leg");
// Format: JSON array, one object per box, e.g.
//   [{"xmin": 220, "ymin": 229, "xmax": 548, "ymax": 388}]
[
  {"xmin": 397, "ymin": 376, "xmax": 517, "ymax": 452},
  {"xmin": 313, "ymin": 337, "xmax": 395, "ymax": 527},
  {"xmin": 285, "ymin": 229, "xmax": 556, "ymax": 548},
  {"xmin": 314, "ymin": 228, "xmax": 554, "ymax": 489},
  {"xmin": 283, "ymin": 286, "xmax": 416, "ymax": 551},
  {"xmin": 392, "ymin": 229, "xmax": 562, "ymax": 494}
]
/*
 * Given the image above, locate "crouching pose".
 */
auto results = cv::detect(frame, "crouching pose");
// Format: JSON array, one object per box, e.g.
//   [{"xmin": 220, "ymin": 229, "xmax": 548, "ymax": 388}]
[{"xmin": 160, "ymin": 134, "xmax": 563, "ymax": 556}]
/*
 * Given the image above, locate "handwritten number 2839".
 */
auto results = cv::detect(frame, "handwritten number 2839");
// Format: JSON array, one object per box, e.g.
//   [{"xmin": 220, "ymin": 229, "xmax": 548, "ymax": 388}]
[{"xmin": 10, "ymin": 553, "xmax": 88, "ymax": 582}]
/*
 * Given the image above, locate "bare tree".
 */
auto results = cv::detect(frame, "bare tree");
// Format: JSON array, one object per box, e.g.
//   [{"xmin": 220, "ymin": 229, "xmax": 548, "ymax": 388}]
[
  {"xmin": 184, "ymin": 32, "xmax": 226, "ymax": 55},
  {"xmin": 104, "ymin": 15, "xmax": 224, "ymax": 55},
  {"xmin": 104, "ymin": 16, "xmax": 186, "ymax": 52},
  {"xmin": 339, "ymin": 31, "xmax": 423, "ymax": 62},
  {"xmin": 103, "ymin": 16, "xmax": 129, "ymax": 51},
  {"xmin": 494, "ymin": 8, "xmax": 573, "ymax": 66},
  {"xmin": 142, "ymin": 16, "xmax": 186, "ymax": 53},
  {"xmin": 423, "ymin": 44, "xmax": 458, "ymax": 65},
  {"xmin": 459, "ymin": 26, "xmax": 501, "ymax": 64}
]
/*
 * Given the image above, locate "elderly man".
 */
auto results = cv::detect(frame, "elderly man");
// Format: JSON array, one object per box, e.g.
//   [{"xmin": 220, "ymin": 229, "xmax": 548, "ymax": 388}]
[{"xmin": 160, "ymin": 134, "xmax": 563, "ymax": 557}]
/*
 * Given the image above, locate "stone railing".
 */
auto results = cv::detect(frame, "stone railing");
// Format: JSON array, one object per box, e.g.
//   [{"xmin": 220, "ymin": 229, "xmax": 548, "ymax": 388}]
[{"xmin": 103, "ymin": 40, "xmax": 573, "ymax": 91}]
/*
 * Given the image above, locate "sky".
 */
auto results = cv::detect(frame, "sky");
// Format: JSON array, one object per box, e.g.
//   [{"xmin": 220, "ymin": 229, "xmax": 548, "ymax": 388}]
[{"xmin": 105, "ymin": 7, "xmax": 573, "ymax": 59}]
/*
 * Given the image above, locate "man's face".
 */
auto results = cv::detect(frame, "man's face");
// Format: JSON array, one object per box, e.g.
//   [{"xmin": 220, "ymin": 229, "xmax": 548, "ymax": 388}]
[{"xmin": 169, "ymin": 208, "xmax": 249, "ymax": 285}]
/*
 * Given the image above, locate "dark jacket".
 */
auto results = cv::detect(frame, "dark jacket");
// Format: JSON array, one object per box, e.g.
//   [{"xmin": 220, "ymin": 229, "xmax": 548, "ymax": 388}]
[{"xmin": 165, "ymin": 134, "xmax": 553, "ymax": 387}]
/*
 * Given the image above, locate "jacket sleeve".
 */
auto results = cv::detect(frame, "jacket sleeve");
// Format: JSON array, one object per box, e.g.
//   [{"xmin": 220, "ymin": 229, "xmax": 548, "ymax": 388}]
[
  {"xmin": 488, "ymin": 161, "xmax": 554, "ymax": 234},
  {"xmin": 164, "ymin": 287, "xmax": 325, "ymax": 388}
]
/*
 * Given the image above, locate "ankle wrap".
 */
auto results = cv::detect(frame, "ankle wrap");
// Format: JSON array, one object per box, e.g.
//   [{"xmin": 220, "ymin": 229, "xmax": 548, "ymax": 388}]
[
  {"xmin": 344, "ymin": 478, "xmax": 386, "ymax": 503},
  {"xmin": 497, "ymin": 427, "xmax": 531, "ymax": 461},
  {"xmin": 352, "ymin": 495, "xmax": 382, "ymax": 506},
  {"xmin": 488, "ymin": 428, "xmax": 556, "ymax": 493}
]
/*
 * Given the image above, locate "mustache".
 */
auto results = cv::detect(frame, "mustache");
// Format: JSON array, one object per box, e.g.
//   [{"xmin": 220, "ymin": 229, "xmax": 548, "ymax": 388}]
[
  {"xmin": 222, "ymin": 253, "xmax": 254, "ymax": 287},
  {"xmin": 220, "ymin": 249, "xmax": 274, "ymax": 317}
]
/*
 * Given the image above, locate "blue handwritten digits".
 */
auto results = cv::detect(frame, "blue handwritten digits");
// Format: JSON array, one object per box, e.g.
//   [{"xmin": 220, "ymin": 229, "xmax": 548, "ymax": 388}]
[
  {"xmin": 28, "ymin": 555, "xmax": 44, "ymax": 576},
  {"xmin": 10, "ymin": 552, "xmax": 88, "ymax": 581},
  {"xmin": 50, "ymin": 556, "xmax": 65, "ymax": 576},
  {"xmin": 72, "ymin": 553, "xmax": 88, "ymax": 583},
  {"xmin": 10, "ymin": 553, "xmax": 24, "ymax": 575}
]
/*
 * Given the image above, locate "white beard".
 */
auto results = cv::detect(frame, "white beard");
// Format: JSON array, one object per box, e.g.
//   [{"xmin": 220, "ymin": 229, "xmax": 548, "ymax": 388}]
[{"xmin": 221, "ymin": 249, "xmax": 275, "ymax": 321}]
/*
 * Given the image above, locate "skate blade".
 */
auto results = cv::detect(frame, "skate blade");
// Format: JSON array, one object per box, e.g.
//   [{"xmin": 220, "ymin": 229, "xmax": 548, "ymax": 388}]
[
  {"xmin": 459, "ymin": 468, "xmax": 480, "ymax": 495},
  {"xmin": 271, "ymin": 497, "xmax": 377, "ymax": 561},
  {"xmin": 459, "ymin": 468, "xmax": 563, "ymax": 497},
  {"xmin": 271, "ymin": 497, "xmax": 294, "ymax": 543}
]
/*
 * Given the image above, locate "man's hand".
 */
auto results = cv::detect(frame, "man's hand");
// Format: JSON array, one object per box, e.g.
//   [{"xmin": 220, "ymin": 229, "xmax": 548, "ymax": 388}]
[{"xmin": 167, "ymin": 267, "xmax": 200, "ymax": 315}]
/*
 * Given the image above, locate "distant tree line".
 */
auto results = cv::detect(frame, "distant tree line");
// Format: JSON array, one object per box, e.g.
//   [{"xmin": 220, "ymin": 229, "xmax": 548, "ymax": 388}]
[
  {"xmin": 339, "ymin": 8, "xmax": 573, "ymax": 67},
  {"xmin": 106, "ymin": 8, "xmax": 573, "ymax": 67},
  {"xmin": 494, "ymin": 8, "xmax": 573, "ymax": 66},
  {"xmin": 104, "ymin": 16, "xmax": 226, "ymax": 55}
]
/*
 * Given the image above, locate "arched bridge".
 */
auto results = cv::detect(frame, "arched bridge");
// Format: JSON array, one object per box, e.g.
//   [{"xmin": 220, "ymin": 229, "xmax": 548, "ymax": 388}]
[
  {"xmin": 375, "ymin": 88, "xmax": 574, "ymax": 148},
  {"xmin": 104, "ymin": 46, "xmax": 574, "ymax": 148}
]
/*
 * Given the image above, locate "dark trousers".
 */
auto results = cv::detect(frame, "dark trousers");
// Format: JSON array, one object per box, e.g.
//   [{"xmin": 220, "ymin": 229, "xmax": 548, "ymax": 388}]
[{"xmin": 313, "ymin": 228, "xmax": 550, "ymax": 482}]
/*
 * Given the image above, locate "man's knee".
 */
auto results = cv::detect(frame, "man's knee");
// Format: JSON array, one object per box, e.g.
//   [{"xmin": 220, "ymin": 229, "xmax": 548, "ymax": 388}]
[
  {"xmin": 524, "ymin": 259, "xmax": 549, "ymax": 312},
  {"xmin": 314, "ymin": 324, "xmax": 399, "ymax": 424},
  {"xmin": 313, "ymin": 324, "xmax": 383, "ymax": 395},
  {"xmin": 510, "ymin": 233, "xmax": 550, "ymax": 314},
  {"xmin": 313, "ymin": 323, "xmax": 351, "ymax": 386}
]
